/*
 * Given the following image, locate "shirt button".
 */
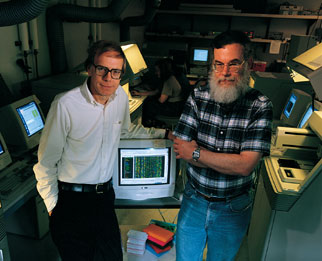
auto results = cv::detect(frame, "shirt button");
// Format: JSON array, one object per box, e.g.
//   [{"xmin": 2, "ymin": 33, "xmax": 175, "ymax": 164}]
[
  {"xmin": 220, "ymin": 131, "xmax": 224, "ymax": 135},
  {"xmin": 217, "ymin": 148, "xmax": 221, "ymax": 151}
]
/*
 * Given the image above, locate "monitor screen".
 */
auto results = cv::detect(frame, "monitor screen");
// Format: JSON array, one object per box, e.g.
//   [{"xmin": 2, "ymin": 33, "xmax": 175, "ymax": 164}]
[
  {"xmin": 193, "ymin": 49, "xmax": 209, "ymax": 62},
  {"xmin": 113, "ymin": 139, "xmax": 176, "ymax": 200},
  {"xmin": 298, "ymin": 100, "xmax": 322, "ymax": 128},
  {"xmin": 16, "ymin": 101, "xmax": 44, "ymax": 137},
  {"xmin": 283, "ymin": 93, "xmax": 297, "ymax": 119},
  {"xmin": 280, "ymin": 89, "xmax": 312, "ymax": 127},
  {"xmin": 0, "ymin": 132, "xmax": 12, "ymax": 171},
  {"xmin": 0, "ymin": 95, "xmax": 45, "ymax": 151},
  {"xmin": 119, "ymin": 147, "xmax": 170, "ymax": 186},
  {"xmin": 190, "ymin": 47, "xmax": 211, "ymax": 66}
]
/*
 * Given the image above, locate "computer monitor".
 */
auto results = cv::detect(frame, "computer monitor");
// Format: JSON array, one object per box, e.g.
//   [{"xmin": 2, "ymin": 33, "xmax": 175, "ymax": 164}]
[
  {"xmin": 121, "ymin": 81, "xmax": 130, "ymax": 97},
  {"xmin": 298, "ymin": 100, "xmax": 322, "ymax": 128},
  {"xmin": 0, "ymin": 132, "xmax": 12, "ymax": 171},
  {"xmin": 113, "ymin": 139, "xmax": 176, "ymax": 200},
  {"xmin": 0, "ymin": 95, "xmax": 45, "ymax": 151},
  {"xmin": 280, "ymin": 89, "xmax": 312, "ymax": 127},
  {"xmin": 287, "ymin": 42, "xmax": 322, "ymax": 101},
  {"xmin": 190, "ymin": 47, "xmax": 211, "ymax": 66},
  {"xmin": 121, "ymin": 42, "xmax": 148, "ymax": 86}
]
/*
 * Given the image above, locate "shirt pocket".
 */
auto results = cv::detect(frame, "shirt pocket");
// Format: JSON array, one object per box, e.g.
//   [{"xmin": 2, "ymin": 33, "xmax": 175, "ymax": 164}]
[{"xmin": 111, "ymin": 121, "xmax": 122, "ymax": 141}]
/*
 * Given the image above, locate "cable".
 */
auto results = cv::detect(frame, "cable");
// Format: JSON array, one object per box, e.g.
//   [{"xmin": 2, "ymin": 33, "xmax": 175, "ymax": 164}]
[{"xmin": 158, "ymin": 209, "xmax": 167, "ymax": 222}]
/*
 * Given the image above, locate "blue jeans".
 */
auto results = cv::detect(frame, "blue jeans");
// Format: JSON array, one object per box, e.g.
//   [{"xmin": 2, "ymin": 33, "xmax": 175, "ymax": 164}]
[{"xmin": 176, "ymin": 182, "xmax": 253, "ymax": 261}]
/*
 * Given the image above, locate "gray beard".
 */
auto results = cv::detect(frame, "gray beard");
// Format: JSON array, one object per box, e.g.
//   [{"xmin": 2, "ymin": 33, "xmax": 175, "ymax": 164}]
[{"xmin": 209, "ymin": 68, "xmax": 250, "ymax": 104}]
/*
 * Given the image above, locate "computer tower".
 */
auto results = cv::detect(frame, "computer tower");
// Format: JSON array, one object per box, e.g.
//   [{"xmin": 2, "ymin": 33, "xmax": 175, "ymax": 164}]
[{"xmin": 4, "ymin": 195, "xmax": 49, "ymax": 239}]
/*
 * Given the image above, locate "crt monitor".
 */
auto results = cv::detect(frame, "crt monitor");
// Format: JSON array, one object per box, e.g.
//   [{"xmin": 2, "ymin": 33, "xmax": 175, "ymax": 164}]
[
  {"xmin": 113, "ymin": 139, "xmax": 176, "ymax": 200},
  {"xmin": 280, "ymin": 89, "xmax": 312, "ymax": 127},
  {"xmin": 287, "ymin": 42, "xmax": 322, "ymax": 101},
  {"xmin": 298, "ymin": 100, "xmax": 322, "ymax": 128},
  {"xmin": 0, "ymin": 95, "xmax": 45, "ymax": 151},
  {"xmin": 190, "ymin": 47, "xmax": 211, "ymax": 66},
  {"xmin": 0, "ymin": 132, "xmax": 12, "ymax": 171},
  {"xmin": 121, "ymin": 42, "xmax": 148, "ymax": 86}
]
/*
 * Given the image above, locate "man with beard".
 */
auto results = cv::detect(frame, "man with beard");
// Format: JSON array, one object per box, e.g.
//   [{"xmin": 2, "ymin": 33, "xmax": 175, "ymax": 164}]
[{"xmin": 173, "ymin": 30, "xmax": 273, "ymax": 261}]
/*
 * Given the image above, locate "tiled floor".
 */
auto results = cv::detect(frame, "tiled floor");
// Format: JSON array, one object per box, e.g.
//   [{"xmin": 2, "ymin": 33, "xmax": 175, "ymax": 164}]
[{"xmin": 7, "ymin": 208, "xmax": 249, "ymax": 261}]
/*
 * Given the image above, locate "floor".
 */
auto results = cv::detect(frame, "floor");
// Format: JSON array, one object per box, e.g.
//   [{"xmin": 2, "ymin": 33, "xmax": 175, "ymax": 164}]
[{"xmin": 6, "ymin": 209, "xmax": 250, "ymax": 261}]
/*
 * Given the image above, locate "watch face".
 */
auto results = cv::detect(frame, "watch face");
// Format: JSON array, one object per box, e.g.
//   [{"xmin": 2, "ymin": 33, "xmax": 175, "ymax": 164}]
[{"xmin": 193, "ymin": 148, "xmax": 200, "ymax": 161}]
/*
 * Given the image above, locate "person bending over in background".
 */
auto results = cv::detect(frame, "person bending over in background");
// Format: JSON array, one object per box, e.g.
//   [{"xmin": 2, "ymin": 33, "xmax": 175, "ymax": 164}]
[
  {"xmin": 132, "ymin": 58, "xmax": 185, "ymax": 128},
  {"xmin": 33, "ymin": 40, "xmax": 172, "ymax": 261},
  {"xmin": 173, "ymin": 30, "xmax": 273, "ymax": 261}
]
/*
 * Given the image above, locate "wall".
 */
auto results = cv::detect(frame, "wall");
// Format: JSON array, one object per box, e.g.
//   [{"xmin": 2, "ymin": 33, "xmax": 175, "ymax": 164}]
[{"xmin": 0, "ymin": 0, "xmax": 145, "ymax": 98}]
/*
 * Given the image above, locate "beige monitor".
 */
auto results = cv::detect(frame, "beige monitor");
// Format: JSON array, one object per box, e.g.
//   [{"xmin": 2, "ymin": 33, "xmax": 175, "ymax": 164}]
[{"xmin": 287, "ymin": 42, "xmax": 322, "ymax": 100}]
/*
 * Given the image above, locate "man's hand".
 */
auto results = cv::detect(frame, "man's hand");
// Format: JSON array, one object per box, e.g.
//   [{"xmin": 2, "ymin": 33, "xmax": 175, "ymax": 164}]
[
  {"xmin": 167, "ymin": 130, "xmax": 176, "ymax": 141},
  {"xmin": 173, "ymin": 138, "xmax": 198, "ymax": 161}
]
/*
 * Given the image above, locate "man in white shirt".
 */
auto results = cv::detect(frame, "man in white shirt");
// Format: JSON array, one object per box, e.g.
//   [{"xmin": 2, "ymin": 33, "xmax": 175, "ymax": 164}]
[{"xmin": 33, "ymin": 41, "xmax": 169, "ymax": 260}]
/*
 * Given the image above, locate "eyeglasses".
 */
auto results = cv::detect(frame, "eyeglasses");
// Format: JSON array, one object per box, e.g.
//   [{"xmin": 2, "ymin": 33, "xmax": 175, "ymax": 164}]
[
  {"xmin": 212, "ymin": 60, "xmax": 245, "ymax": 73},
  {"xmin": 93, "ymin": 64, "xmax": 123, "ymax": 79}
]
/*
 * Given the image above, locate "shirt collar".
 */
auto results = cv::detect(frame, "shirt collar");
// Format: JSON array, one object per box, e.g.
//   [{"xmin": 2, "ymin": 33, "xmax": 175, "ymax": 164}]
[{"xmin": 80, "ymin": 78, "xmax": 118, "ymax": 106}]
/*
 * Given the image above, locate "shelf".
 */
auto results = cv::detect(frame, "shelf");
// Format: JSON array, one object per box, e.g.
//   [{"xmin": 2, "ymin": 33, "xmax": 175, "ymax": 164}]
[
  {"xmin": 157, "ymin": 10, "xmax": 322, "ymax": 20},
  {"xmin": 145, "ymin": 32, "xmax": 288, "ymax": 44}
]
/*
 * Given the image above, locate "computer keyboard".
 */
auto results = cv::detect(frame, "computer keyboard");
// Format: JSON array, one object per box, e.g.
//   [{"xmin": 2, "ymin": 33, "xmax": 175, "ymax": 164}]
[
  {"xmin": 0, "ymin": 158, "xmax": 37, "ymax": 212},
  {"xmin": 129, "ymin": 96, "xmax": 145, "ymax": 114},
  {"xmin": 129, "ymin": 99, "xmax": 139, "ymax": 107}
]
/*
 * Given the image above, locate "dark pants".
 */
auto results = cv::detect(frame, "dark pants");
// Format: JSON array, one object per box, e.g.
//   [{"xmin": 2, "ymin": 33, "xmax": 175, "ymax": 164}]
[{"xmin": 49, "ymin": 188, "xmax": 123, "ymax": 261}]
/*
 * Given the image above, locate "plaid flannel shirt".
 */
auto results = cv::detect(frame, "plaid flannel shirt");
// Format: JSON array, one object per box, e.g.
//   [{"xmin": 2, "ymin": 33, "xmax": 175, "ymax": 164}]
[{"xmin": 173, "ymin": 85, "xmax": 273, "ymax": 197}]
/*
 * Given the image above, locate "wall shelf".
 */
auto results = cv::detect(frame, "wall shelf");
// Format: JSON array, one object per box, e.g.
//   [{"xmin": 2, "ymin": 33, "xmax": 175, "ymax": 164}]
[
  {"xmin": 157, "ymin": 10, "xmax": 322, "ymax": 20},
  {"xmin": 145, "ymin": 32, "xmax": 287, "ymax": 44}
]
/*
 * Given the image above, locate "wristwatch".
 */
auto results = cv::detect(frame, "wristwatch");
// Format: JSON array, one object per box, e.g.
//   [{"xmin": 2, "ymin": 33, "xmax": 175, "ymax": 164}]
[{"xmin": 192, "ymin": 147, "xmax": 200, "ymax": 162}]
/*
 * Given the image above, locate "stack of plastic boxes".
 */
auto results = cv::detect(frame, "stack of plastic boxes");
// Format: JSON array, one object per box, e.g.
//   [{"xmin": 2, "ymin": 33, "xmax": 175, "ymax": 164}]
[{"xmin": 126, "ymin": 229, "xmax": 148, "ymax": 255}]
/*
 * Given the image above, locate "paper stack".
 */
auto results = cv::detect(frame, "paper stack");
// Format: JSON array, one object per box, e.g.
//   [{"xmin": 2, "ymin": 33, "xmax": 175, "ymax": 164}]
[
  {"xmin": 126, "ymin": 229, "xmax": 148, "ymax": 255},
  {"xmin": 143, "ymin": 223, "xmax": 175, "ymax": 256}
]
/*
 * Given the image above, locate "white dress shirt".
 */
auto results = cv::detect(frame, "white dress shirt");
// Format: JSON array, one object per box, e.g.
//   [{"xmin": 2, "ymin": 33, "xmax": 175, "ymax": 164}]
[{"xmin": 33, "ymin": 80, "xmax": 165, "ymax": 212}]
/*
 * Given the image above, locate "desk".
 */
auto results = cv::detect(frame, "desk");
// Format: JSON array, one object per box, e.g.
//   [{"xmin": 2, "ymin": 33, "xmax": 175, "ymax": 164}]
[
  {"xmin": 115, "ymin": 196, "xmax": 182, "ymax": 209},
  {"xmin": 0, "ymin": 154, "xmax": 49, "ymax": 240}
]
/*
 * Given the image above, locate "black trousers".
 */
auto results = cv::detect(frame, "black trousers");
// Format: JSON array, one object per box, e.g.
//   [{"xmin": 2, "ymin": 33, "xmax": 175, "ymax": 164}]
[{"xmin": 49, "ymin": 188, "xmax": 123, "ymax": 261}]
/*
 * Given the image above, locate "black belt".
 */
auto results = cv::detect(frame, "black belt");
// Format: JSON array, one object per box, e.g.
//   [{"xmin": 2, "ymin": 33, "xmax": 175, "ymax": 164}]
[
  {"xmin": 196, "ymin": 190, "xmax": 246, "ymax": 202},
  {"xmin": 58, "ymin": 179, "xmax": 113, "ymax": 194}
]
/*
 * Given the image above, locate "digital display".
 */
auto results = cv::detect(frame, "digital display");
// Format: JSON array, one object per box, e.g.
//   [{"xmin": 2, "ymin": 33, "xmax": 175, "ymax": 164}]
[
  {"xmin": 193, "ymin": 49, "xmax": 209, "ymax": 62},
  {"xmin": 284, "ymin": 93, "xmax": 297, "ymax": 119},
  {"xmin": 298, "ymin": 105, "xmax": 317, "ymax": 128},
  {"xmin": 119, "ymin": 148, "xmax": 169, "ymax": 186},
  {"xmin": 16, "ymin": 101, "xmax": 45, "ymax": 137},
  {"xmin": 0, "ymin": 140, "xmax": 3, "ymax": 155}
]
